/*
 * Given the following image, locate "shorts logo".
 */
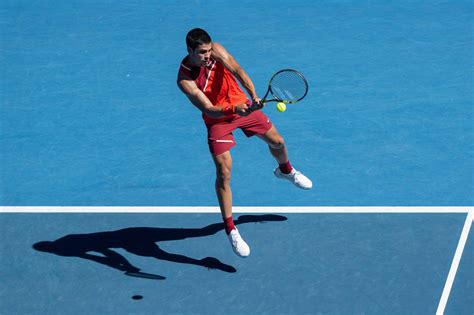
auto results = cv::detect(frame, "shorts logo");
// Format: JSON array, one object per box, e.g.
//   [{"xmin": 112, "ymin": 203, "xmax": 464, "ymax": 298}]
[{"xmin": 215, "ymin": 139, "xmax": 234, "ymax": 143}]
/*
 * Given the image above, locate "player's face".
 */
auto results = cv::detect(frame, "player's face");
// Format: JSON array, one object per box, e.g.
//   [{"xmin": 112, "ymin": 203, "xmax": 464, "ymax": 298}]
[{"xmin": 188, "ymin": 43, "xmax": 213, "ymax": 66}]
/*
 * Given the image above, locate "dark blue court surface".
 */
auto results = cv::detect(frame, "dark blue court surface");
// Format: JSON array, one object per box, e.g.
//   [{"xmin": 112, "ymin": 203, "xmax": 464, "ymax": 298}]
[
  {"xmin": 0, "ymin": 212, "xmax": 471, "ymax": 314},
  {"xmin": 1, "ymin": 0, "xmax": 473, "ymax": 314}
]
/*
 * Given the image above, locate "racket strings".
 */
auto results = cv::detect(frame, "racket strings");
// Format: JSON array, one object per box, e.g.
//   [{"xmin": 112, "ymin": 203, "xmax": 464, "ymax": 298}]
[{"xmin": 270, "ymin": 70, "xmax": 308, "ymax": 102}]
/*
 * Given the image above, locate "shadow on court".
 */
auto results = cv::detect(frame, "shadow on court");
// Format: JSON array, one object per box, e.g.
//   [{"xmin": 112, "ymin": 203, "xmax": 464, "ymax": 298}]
[{"xmin": 32, "ymin": 214, "xmax": 287, "ymax": 280}]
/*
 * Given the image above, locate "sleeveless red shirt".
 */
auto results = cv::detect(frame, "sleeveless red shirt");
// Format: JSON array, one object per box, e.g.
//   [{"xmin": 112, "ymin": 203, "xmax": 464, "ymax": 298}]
[{"xmin": 179, "ymin": 57, "xmax": 248, "ymax": 125}]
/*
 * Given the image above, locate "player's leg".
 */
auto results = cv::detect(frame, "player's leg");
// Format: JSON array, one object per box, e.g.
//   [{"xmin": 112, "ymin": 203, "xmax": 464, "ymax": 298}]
[
  {"xmin": 258, "ymin": 125, "xmax": 313, "ymax": 190},
  {"xmin": 212, "ymin": 151, "xmax": 250, "ymax": 257},
  {"xmin": 212, "ymin": 151, "xmax": 233, "ymax": 220},
  {"xmin": 257, "ymin": 125, "xmax": 289, "ymax": 164}
]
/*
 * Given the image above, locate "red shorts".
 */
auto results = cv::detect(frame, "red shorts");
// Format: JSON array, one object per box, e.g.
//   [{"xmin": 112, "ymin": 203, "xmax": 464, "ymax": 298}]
[{"xmin": 206, "ymin": 110, "xmax": 273, "ymax": 156}]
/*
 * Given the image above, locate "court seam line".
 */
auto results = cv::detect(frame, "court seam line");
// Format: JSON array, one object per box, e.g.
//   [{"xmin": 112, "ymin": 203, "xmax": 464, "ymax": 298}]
[
  {"xmin": 436, "ymin": 210, "xmax": 473, "ymax": 315},
  {"xmin": 0, "ymin": 206, "xmax": 471, "ymax": 213}
]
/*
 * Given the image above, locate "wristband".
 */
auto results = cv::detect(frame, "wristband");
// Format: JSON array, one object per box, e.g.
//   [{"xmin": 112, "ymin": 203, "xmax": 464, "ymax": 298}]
[{"xmin": 222, "ymin": 105, "xmax": 235, "ymax": 116}]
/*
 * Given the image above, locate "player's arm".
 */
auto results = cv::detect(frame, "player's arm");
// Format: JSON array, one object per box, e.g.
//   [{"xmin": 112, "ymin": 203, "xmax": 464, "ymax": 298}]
[
  {"xmin": 211, "ymin": 42, "xmax": 260, "ymax": 104},
  {"xmin": 177, "ymin": 75, "xmax": 249, "ymax": 117}
]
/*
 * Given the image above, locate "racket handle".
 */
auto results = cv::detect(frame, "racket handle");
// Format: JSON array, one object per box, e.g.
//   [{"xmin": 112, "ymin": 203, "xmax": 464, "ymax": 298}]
[{"xmin": 254, "ymin": 100, "xmax": 265, "ymax": 110}]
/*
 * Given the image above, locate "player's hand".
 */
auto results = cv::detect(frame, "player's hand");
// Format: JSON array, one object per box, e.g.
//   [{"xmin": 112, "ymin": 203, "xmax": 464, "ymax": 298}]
[
  {"xmin": 234, "ymin": 103, "xmax": 251, "ymax": 116},
  {"xmin": 249, "ymin": 97, "xmax": 263, "ymax": 111}
]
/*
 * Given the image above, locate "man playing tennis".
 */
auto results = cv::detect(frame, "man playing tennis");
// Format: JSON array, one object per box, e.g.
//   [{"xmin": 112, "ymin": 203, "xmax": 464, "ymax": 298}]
[{"xmin": 177, "ymin": 28, "xmax": 312, "ymax": 258}]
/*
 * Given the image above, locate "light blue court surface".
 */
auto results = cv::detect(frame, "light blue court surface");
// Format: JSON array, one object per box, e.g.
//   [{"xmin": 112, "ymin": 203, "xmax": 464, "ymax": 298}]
[
  {"xmin": 1, "ymin": 0, "xmax": 473, "ymax": 314},
  {"xmin": 1, "ymin": 0, "xmax": 472, "ymax": 206}
]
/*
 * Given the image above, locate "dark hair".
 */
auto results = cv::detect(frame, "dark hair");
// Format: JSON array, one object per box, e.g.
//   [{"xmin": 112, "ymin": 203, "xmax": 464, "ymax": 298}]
[{"xmin": 186, "ymin": 28, "xmax": 212, "ymax": 50}]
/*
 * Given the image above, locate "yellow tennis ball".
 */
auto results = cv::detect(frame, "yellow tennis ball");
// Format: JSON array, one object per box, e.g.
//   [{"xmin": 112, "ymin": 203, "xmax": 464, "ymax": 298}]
[{"xmin": 276, "ymin": 102, "xmax": 286, "ymax": 112}]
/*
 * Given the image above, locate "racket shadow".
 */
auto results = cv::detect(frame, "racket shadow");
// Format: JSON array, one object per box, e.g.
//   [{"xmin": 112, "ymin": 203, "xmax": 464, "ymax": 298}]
[{"xmin": 32, "ymin": 214, "xmax": 287, "ymax": 280}]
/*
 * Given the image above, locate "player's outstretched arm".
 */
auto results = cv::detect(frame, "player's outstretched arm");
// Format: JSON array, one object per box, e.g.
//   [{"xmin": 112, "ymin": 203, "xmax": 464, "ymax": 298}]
[{"xmin": 212, "ymin": 42, "xmax": 259, "ymax": 105}]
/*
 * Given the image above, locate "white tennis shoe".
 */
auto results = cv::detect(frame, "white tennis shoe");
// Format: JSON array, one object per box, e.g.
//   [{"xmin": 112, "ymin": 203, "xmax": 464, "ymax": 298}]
[
  {"xmin": 274, "ymin": 167, "xmax": 313, "ymax": 190},
  {"xmin": 227, "ymin": 228, "xmax": 250, "ymax": 258}
]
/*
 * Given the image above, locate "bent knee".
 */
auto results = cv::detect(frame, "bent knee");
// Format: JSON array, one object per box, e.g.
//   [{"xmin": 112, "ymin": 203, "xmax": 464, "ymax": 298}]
[
  {"xmin": 268, "ymin": 136, "xmax": 285, "ymax": 149},
  {"xmin": 216, "ymin": 165, "xmax": 232, "ymax": 183}
]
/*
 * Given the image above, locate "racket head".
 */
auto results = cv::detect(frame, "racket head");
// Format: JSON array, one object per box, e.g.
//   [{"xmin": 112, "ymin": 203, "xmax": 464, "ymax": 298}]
[
  {"xmin": 266, "ymin": 69, "xmax": 309, "ymax": 104},
  {"xmin": 125, "ymin": 271, "xmax": 166, "ymax": 280}
]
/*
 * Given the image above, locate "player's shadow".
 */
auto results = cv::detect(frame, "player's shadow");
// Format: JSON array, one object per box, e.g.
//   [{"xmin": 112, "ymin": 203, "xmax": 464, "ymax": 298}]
[{"xmin": 32, "ymin": 214, "xmax": 287, "ymax": 280}]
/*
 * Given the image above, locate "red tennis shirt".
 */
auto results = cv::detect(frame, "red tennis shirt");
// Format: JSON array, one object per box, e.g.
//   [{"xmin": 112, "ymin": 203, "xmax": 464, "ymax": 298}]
[{"xmin": 179, "ymin": 56, "xmax": 248, "ymax": 125}]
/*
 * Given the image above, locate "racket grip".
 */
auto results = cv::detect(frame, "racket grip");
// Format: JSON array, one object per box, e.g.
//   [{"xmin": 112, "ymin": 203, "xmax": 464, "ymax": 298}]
[
  {"xmin": 247, "ymin": 99, "xmax": 264, "ymax": 111},
  {"xmin": 250, "ymin": 101, "xmax": 263, "ymax": 111}
]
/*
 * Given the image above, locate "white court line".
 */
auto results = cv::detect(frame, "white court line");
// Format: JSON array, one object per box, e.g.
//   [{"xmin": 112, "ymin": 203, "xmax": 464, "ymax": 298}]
[
  {"xmin": 436, "ymin": 210, "xmax": 473, "ymax": 315},
  {"xmin": 0, "ymin": 206, "xmax": 471, "ymax": 213}
]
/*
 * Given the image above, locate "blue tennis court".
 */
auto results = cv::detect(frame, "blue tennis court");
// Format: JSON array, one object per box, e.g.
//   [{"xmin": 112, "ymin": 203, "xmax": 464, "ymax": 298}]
[{"xmin": 1, "ymin": 0, "xmax": 473, "ymax": 314}]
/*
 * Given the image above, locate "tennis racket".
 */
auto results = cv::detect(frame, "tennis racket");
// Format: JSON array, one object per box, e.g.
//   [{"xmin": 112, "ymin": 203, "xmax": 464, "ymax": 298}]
[{"xmin": 257, "ymin": 69, "xmax": 308, "ymax": 109}]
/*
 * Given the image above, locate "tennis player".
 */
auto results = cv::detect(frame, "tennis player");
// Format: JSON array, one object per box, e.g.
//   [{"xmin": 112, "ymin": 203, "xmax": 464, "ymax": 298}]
[{"xmin": 177, "ymin": 28, "xmax": 312, "ymax": 257}]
